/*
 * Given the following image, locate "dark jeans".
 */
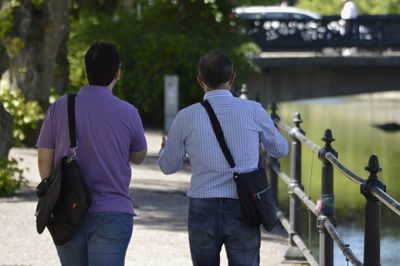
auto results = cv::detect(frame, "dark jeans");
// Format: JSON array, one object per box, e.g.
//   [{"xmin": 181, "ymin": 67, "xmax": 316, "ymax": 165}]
[
  {"xmin": 188, "ymin": 198, "xmax": 261, "ymax": 266},
  {"xmin": 56, "ymin": 212, "xmax": 133, "ymax": 266}
]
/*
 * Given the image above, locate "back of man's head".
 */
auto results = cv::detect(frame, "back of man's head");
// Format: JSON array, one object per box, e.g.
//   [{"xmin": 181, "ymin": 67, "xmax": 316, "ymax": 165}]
[
  {"xmin": 198, "ymin": 50, "xmax": 233, "ymax": 89},
  {"xmin": 85, "ymin": 41, "xmax": 120, "ymax": 86}
]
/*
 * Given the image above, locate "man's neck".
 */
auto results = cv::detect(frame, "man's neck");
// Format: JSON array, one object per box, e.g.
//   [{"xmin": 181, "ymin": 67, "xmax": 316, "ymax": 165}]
[{"xmin": 205, "ymin": 87, "xmax": 230, "ymax": 92}]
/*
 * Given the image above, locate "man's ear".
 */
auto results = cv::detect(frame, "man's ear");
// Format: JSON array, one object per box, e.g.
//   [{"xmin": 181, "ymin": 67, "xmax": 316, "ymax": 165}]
[
  {"xmin": 197, "ymin": 75, "xmax": 204, "ymax": 89},
  {"xmin": 229, "ymin": 72, "xmax": 236, "ymax": 85},
  {"xmin": 115, "ymin": 69, "xmax": 121, "ymax": 81}
]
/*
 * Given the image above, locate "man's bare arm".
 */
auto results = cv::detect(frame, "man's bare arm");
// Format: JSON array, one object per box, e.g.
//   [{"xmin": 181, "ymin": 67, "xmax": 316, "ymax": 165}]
[
  {"xmin": 38, "ymin": 148, "xmax": 54, "ymax": 180},
  {"xmin": 129, "ymin": 147, "xmax": 147, "ymax": 165}
]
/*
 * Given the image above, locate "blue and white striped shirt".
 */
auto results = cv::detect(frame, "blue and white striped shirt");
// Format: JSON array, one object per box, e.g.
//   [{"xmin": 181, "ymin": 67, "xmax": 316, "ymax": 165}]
[{"xmin": 158, "ymin": 89, "xmax": 289, "ymax": 199}]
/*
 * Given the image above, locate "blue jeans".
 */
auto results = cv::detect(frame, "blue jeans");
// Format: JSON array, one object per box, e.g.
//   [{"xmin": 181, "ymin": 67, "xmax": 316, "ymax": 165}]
[
  {"xmin": 56, "ymin": 212, "xmax": 133, "ymax": 266},
  {"xmin": 188, "ymin": 198, "xmax": 261, "ymax": 266}
]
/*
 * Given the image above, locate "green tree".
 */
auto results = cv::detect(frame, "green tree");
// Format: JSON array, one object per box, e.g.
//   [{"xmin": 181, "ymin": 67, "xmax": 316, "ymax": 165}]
[
  {"xmin": 68, "ymin": 0, "xmax": 262, "ymax": 126},
  {"xmin": 0, "ymin": 0, "xmax": 72, "ymax": 108}
]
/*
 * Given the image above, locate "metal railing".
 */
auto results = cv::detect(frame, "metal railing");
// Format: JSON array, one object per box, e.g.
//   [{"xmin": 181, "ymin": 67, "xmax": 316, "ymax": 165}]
[
  {"xmin": 236, "ymin": 15, "xmax": 400, "ymax": 51},
  {"xmin": 264, "ymin": 102, "xmax": 400, "ymax": 266}
]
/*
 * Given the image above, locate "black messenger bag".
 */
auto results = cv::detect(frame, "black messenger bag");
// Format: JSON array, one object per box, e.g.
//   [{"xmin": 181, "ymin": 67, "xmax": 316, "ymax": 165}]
[
  {"xmin": 35, "ymin": 94, "xmax": 92, "ymax": 245},
  {"xmin": 201, "ymin": 100, "xmax": 278, "ymax": 231}
]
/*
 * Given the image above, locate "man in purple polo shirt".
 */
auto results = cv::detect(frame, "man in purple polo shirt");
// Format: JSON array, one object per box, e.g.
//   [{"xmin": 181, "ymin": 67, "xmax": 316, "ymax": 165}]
[{"xmin": 36, "ymin": 41, "xmax": 147, "ymax": 265}]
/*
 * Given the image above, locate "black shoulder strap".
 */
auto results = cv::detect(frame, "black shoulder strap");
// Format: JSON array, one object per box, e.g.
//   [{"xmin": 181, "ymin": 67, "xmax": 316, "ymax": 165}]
[
  {"xmin": 67, "ymin": 94, "xmax": 77, "ymax": 149},
  {"xmin": 201, "ymin": 100, "xmax": 236, "ymax": 168}
]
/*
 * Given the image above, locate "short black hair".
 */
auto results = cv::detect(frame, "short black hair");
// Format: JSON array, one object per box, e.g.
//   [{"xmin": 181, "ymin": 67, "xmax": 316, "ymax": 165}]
[
  {"xmin": 85, "ymin": 41, "xmax": 120, "ymax": 86},
  {"xmin": 198, "ymin": 50, "xmax": 233, "ymax": 88}
]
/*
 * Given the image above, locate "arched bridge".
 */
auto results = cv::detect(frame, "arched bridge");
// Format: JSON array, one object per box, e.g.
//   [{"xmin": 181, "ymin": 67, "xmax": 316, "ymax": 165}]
[
  {"xmin": 239, "ymin": 15, "xmax": 400, "ymax": 103},
  {"xmin": 245, "ymin": 51, "xmax": 400, "ymax": 104}
]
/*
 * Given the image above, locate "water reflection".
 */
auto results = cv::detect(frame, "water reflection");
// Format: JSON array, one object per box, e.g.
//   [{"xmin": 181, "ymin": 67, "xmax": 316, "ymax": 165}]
[{"xmin": 275, "ymin": 91, "xmax": 400, "ymax": 265}]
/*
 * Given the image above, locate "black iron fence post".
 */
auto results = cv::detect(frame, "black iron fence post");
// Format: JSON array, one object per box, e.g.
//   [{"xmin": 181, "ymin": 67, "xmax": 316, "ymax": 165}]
[
  {"xmin": 267, "ymin": 156, "xmax": 280, "ymax": 205},
  {"xmin": 361, "ymin": 155, "xmax": 386, "ymax": 266},
  {"xmin": 284, "ymin": 113, "xmax": 307, "ymax": 263},
  {"xmin": 268, "ymin": 102, "xmax": 280, "ymax": 205},
  {"xmin": 317, "ymin": 129, "xmax": 338, "ymax": 266}
]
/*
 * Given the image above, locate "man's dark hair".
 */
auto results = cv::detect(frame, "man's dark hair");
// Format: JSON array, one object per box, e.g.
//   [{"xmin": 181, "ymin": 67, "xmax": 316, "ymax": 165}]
[
  {"xmin": 85, "ymin": 41, "xmax": 120, "ymax": 86},
  {"xmin": 198, "ymin": 50, "xmax": 233, "ymax": 88}
]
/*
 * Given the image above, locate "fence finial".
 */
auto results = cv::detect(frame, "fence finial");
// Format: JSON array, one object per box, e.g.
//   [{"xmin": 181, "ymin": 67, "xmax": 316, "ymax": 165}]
[
  {"xmin": 269, "ymin": 101, "xmax": 280, "ymax": 122},
  {"xmin": 365, "ymin": 155, "xmax": 382, "ymax": 175},
  {"xmin": 319, "ymin": 129, "xmax": 338, "ymax": 160},
  {"xmin": 361, "ymin": 154, "xmax": 386, "ymax": 201},
  {"xmin": 322, "ymin": 129, "xmax": 335, "ymax": 146},
  {"xmin": 293, "ymin": 112, "xmax": 303, "ymax": 127}
]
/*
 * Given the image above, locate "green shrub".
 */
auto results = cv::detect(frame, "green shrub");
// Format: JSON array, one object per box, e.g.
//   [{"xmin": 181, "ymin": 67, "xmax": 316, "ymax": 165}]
[
  {"xmin": 0, "ymin": 86, "xmax": 44, "ymax": 144},
  {"xmin": 0, "ymin": 157, "xmax": 27, "ymax": 197}
]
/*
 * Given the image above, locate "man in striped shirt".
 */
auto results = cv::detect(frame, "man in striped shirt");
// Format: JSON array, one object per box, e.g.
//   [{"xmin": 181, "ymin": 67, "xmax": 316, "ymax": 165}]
[{"xmin": 158, "ymin": 50, "xmax": 288, "ymax": 266}]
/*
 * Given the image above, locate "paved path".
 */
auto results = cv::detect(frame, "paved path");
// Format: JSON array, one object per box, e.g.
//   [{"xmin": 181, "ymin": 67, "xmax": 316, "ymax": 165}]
[{"xmin": 0, "ymin": 131, "xmax": 289, "ymax": 266}]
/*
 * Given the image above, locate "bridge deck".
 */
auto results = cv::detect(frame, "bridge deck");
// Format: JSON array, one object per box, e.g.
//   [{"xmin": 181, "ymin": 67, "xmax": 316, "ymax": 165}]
[
  {"xmin": 246, "ymin": 51, "xmax": 400, "ymax": 103},
  {"xmin": 253, "ymin": 51, "xmax": 400, "ymax": 67}
]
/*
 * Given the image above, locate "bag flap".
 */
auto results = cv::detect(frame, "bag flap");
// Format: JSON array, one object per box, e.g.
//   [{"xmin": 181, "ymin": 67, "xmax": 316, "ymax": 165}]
[
  {"xmin": 35, "ymin": 161, "xmax": 62, "ymax": 234},
  {"xmin": 237, "ymin": 168, "xmax": 269, "ymax": 194}
]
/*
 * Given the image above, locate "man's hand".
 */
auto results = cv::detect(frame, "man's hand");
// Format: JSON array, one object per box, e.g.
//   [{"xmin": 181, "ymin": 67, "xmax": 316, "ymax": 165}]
[{"xmin": 159, "ymin": 136, "xmax": 167, "ymax": 155}]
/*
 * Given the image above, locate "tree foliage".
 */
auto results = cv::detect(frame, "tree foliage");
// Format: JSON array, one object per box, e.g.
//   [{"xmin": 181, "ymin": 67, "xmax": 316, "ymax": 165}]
[
  {"xmin": 0, "ymin": 86, "xmax": 44, "ymax": 144},
  {"xmin": 0, "ymin": 157, "xmax": 27, "ymax": 197},
  {"xmin": 68, "ymin": 0, "xmax": 263, "ymax": 126},
  {"xmin": 1, "ymin": 0, "xmax": 400, "ymax": 129}
]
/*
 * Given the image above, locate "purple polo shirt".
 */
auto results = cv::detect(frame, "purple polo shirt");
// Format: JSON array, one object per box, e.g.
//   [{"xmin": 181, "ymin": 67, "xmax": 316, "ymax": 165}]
[{"xmin": 36, "ymin": 85, "xmax": 147, "ymax": 215}]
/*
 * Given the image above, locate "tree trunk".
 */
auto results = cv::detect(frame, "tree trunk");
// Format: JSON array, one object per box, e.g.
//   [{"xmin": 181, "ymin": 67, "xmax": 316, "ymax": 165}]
[
  {"xmin": 0, "ymin": 42, "xmax": 13, "ymax": 157},
  {"xmin": 53, "ymin": 33, "xmax": 70, "ymax": 95},
  {"xmin": 0, "ymin": 42, "xmax": 9, "ymax": 76},
  {"xmin": 0, "ymin": 103, "xmax": 13, "ymax": 158},
  {"xmin": 6, "ymin": 0, "xmax": 71, "ymax": 108}
]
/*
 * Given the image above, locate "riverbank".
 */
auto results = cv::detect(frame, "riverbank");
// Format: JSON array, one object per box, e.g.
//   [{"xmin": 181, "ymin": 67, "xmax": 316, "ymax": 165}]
[{"xmin": 1, "ymin": 130, "xmax": 291, "ymax": 265}]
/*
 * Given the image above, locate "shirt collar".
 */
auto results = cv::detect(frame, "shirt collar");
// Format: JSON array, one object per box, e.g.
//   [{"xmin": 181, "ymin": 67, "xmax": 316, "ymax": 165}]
[
  {"xmin": 203, "ymin": 89, "xmax": 233, "ymax": 100},
  {"xmin": 80, "ymin": 85, "xmax": 113, "ymax": 95}
]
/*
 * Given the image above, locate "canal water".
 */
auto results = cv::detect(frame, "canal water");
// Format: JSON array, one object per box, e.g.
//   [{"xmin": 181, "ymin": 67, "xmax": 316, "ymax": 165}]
[{"xmin": 275, "ymin": 91, "xmax": 400, "ymax": 265}]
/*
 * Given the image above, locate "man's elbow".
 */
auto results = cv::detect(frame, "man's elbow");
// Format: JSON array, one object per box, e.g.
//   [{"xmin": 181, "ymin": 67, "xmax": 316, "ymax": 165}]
[
  {"xmin": 158, "ymin": 164, "xmax": 179, "ymax": 175},
  {"xmin": 281, "ymin": 142, "xmax": 289, "ymax": 157},
  {"xmin": 157, "ymin": 158, "xmax": 180, "ymax": 175},
  {"xmin": 130, "ymin": 148, "xmax": 147, "ymax": 165},
  {"xmin": 271, "ymin": 142, "xmax": 289, "ymax": 159},
  {"xmin": 159, "ymin": 165, "xmax": 176, "ymax": 175}
]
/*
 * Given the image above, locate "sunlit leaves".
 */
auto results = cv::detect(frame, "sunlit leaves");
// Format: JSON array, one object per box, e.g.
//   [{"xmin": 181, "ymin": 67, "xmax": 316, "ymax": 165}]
[
  {"xmin": 31, "ymin": 0, "xmax": 45, "ymax": 9},
  {"xmin": 0, "ymin": 86, "xmax": 44, "ymax": 143},
  {"xmin": 0, "ymin": 157, "xmax": 27, "ymax": 197}
]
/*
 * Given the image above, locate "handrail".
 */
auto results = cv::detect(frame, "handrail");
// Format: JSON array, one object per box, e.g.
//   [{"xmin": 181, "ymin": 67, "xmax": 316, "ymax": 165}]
[
  {"xmin": 267, "ymin": 110, "xmax": 400, "ymax": 266},
  {"xmin": 292, "ymin": 128, "xmax": 322, "ymax": 154},
  {"xmin": 239, "ymin": 15, "xmax": 400, "ymax": 51},
  {"xmin": 275, "ymin": 120, "xmax": 322, "ymax": 153},
  {"xmin": 271, "ymin": 164, "xmax": 291, "ymax": 186},
  {"xmin": 371, "ymin": 186, "xmax": 400, "ymax": 216},
  {"xmin": 272, "ymin": 162, "xmax": 363, "ymax": 265},
  {"xmin": 273, "ymin": 116, "xmax": 400, "ymax": 214},
  {"xmin": 324, "ymin": 152, "xmax": 364, "ymax": 185},
  {"xmin": 277, "ymin": 210, "xmax": 319, "ymax": 266},
  {"xmin": 323, "ymin": 220, "xmax": 363, "ymax": 266},
  {"xmin": 272, "ymin": 164, "xmax": 363, "ymax": 265}
]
